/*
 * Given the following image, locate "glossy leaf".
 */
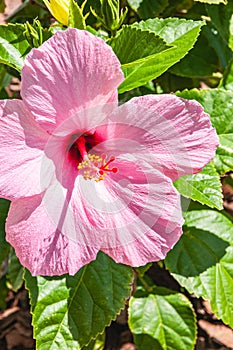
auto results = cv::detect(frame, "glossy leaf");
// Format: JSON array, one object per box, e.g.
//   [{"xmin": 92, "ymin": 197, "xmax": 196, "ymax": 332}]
[
  {"xmin": 0, "ymin": 24, "xmax": 31, "ymax": 71},
  {"xmin": 25, "ymin": 252, "xmax": 133, "ymax": 349},
  {"xmin": 137, "ymin": 0, "xmax": 169, "ymax": 19},
  {"xmin": 203, "ymin": 23, "xmax": 232, "ymax": 70},
  {"xmin": 170, "ymin": 29, "xmax": 219, "ymax": 78},
  {"xmin": 165, "ymin": 209, "xmax": 233, "ymax": 326},
  {"xmin": 129, "ymin": 287, "xmax": 197, "ymax": 350},
  {"xmin": 115, "ymin": 18, "xmax": 204, "ymax": 93},
  {"xmin": 174, "ymin": 162, "xmax": 223, "ymax": 210},
  {"xmin": 110, "ymin": 25, "xmax": 170, "ymax": 64},
  {"xmin": 133, "ymin": 18, "xmax": 204, "ymax": 50},
  {"xmin": 206, "ymin": 0, "xmax": 233, "ymax": 43}
]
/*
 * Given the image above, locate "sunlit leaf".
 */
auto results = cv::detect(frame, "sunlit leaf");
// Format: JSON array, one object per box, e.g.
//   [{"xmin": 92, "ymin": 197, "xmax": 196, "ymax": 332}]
[
  {"xmin": 165, "ymin": 209, "xmax": 233, "ymax": 327},
  {"xmin": 112, "ymin": 18, "xmax": 204, "ymax": 93},
  {"xmin": 129, "ymin": 287, "xmax": 196, "ymax": 350},
  {"xmin": 0, "ymin": 24, "xmax": 31, "ymax": 71},
  {"xmin": 174, "ymin": 162, "xmax": 223, "ymax": 210},
  {"xmin": 25, "ymin": 252, "xmax": 132, "ymax": 349}
]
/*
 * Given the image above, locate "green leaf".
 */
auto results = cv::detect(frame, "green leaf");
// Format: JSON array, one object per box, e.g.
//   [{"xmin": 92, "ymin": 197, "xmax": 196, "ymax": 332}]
[
  {"xmin": 0, "ymin": 64, "xmax": 12, "ymax": 88},
  {"xmin": 194, "ymin": 0, "xmax": 227, "ymax": 3},
  {"xmin": 68, "ymin": 0, "xmax": 86, "ymax": 29},
  {"xmin": 25, "ymin": 252, "xmax": 132, "ymax": 349},
  {"xmin": 133, "ymin": 18, "xmax": 204, "ymax": 52},
  {"xmin": 203, "ymin": 23, "xmax": 232, "ymax": 69},
  {"xmin": 82, "ymin": 333, "xmax": 105, "ymax": 350},
  {"xmin": 0, "ymin": 23, "xmax": 31, "ymax": 71},
  {"xmin": 176, "ymin": 88, "xmax": 233, "ymax": 175},
  {"xmin": 170, "ymin": 29, "xmax": 219, "ymax": 78},
  {"xmin": 7, "ymin": 248, "xmax": 24, "ymax": 292},
  {"xmin": 203, "ymin": 21, "xmax": 232, "ymax": 70},
  {"xmin": 216, "ymin": 133, "xmax": 233, "ymax": 174},
  {"xmin": 0, "ymin": 64, "xmax": 12, "ymax": 99},
  {"xmin": 206, "ymin": 0, "xmax": 233, "ymax": 44},
  {"xmin": 174, "ymin": 162, "xmax": 223, "ymax": 210},
  {"xmin": 0, "ymin": 199, "xmax": 10, "ymax": 265},
  {"xmin": 165, "ymin": 209, "xmax": 233, "ymax": 327},
  {"xmin": 110, "ymin": 25, "xmax": 170, "ymax": 64},
  {"xmin": 133, "ymin": 334, "xmax": 163, "ymax": 350},
  {"xmin": 115, "ymin": 18, "xmax": 204, "ymax": 93},
  {"xmin": 170, "ymin": 52, "xmax": 217, "ymax": 78},
  {"xmin": 137, "ymin": 0, "xmax": 169, "ymax": 19},
  {"xmin": 129, "ymin": 287, "xmax": 197, "ymax": 350}
]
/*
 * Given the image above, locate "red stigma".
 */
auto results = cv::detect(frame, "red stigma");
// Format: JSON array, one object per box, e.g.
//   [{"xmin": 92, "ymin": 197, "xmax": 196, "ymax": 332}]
[{"xmin": 99, "ymin": 155, "xmax": 118, "ymax": 174}]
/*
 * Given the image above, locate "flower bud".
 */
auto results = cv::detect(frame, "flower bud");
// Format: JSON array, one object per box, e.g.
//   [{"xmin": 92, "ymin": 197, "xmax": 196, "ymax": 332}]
[
  {"xmin": 23, "ymin": 20, "xmax": 43, "ymax": 48},
  {"xmin": 101, "ymin": 0, "xmax": 127, "ymax": 32},
  {"xmin": 43, "ymin": 0, "xmax": 69, "ymax": 26},
  {"xmin": 91, "ymin": 0, "xmax": 127, "ymax": 34}
]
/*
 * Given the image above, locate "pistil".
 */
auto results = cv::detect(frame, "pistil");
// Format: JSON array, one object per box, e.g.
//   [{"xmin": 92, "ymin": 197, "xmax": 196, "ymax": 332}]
[{"xmin": 78, "ymin": 153, "xmax": 118, "ymax": 182}]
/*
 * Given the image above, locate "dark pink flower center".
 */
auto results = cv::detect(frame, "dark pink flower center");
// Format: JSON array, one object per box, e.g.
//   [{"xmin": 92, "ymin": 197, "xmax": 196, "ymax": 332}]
[
  {"xmin": 69, "ymin": 132, "xmax": 101, "ymax": 163},
  {"xmin": 69, "ymin": 132, "xmax": 118, "ymax": 182}
]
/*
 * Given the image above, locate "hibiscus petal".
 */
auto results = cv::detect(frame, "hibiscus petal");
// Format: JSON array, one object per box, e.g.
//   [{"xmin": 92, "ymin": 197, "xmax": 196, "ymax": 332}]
[
  {"xmin": 6, "ymin": 191, "xmax": 99, "ymax": 276},
  {"xmin": 72, "ymin": 155, "xmax": 183, "ymax": 265},
  {"xmin": 103, "ymin": 95, "xmax": 219, "ymax": 181},
  {"xmin": 101, "ymin": 223, "xmax": 182, "ymax": 267},
  {"xmin": 0, "ymin": 99, "xmax": 49, "ymax": 200},
  {"xmin": 6, "ymin": 155, "xmax": 183, "ymax": 275},
  {"xmin": 98, "ymin": 159, "xmax": 184, "ymax": 265},
  {"xmin": 21, "ymin": 28, "xmax": 124, "ymax": 132}
]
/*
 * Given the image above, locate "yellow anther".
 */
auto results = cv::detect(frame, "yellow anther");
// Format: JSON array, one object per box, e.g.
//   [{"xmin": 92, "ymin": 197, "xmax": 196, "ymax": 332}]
[{"xmin": 77, "ymin": 153, "xmax": 118, "ymax": 182}]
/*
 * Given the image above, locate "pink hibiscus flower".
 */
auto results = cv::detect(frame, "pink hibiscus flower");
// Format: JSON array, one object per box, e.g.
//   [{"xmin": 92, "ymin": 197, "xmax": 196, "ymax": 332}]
[{"xmin": 0, "ymin": 28, "xmax": 218, "ymax": 276}]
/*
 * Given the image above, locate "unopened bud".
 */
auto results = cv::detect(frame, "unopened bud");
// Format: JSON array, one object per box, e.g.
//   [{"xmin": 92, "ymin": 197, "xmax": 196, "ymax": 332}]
[
  {"xmin": 92, "ymin": 0, "xmax": 127, "ymax": 34},
  {"xmin": 23, "ymin": 20, "xmax": 43, "ymax": 48}
]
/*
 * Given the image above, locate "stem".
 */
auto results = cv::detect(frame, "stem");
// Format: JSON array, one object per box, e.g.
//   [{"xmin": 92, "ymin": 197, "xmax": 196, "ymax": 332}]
[
  {"xmin": 110, "ymin": 29, "xmax": 117, "ymax": 37},
  {"xmin": 133, "ymin": 268, "xmax": 153, "ymax": 293}
]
